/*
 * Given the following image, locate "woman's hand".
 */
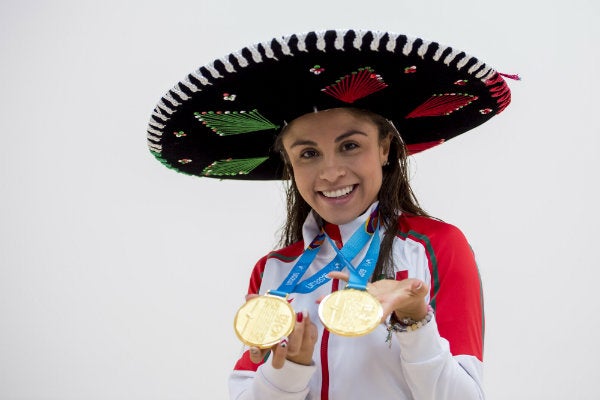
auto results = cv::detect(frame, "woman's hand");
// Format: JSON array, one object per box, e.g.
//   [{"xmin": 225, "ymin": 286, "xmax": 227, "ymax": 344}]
[
  {"xmin": 246, "ymin": 295, "xmax": 318, "ymax": 369},
  {"xmin": 326, "ymin": 271, "xmax": 429, "ymax": 322}
]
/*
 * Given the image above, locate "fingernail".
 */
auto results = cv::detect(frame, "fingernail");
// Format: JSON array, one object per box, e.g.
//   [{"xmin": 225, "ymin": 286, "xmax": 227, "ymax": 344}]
[
  {"xmin": 297, "ymin": 311, "xmax": 304, "ymax": 323},
  {"xmin": 280, "ymin": 338, "xmax": 288, "ymax": 348}
]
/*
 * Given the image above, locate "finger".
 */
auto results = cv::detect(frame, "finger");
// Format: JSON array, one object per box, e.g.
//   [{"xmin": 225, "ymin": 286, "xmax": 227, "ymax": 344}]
[
  {"xmin": 303, "ymin": 312, "xmax": 318, "ymax": 343},
  {"xmin": 379, "ymin": 304, "xmax": 397, "ymax": 322},
  {"xmin": 411, "ymin": 280, "xmax": 429, "ymax": 295},
  {"xmin": 271, "ymin": 338, "xmax": 288, "ymax": 369},
  {"xmin": 286, "ymin": 311, "xmax": 305, "ymax": 355},
  {"xmin": 327, "ymin": 271, "xmax": 350, "ymax": 282},
  {"xmin": 249, "ymin": 346, "xmax": 267, "ymax": 364},
  {"xmin": 245, "ymin": 293, "xmax": 259, "ymax": 302}
]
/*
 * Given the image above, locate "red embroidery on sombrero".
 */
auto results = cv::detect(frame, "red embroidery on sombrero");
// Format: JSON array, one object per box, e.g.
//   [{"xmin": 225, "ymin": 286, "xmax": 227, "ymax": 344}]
[
  {"xmin": 405, "ymin": 93, "xmax": 478, "ymax": 118},
  {"xmin": 485, "ymin": 73, "xmax": 511, "ymax": 114},
  {"xmin": 321, "ymin": 67, "xmax": 388, "ymax": 103},
  {"xmin": 406, "ymin": 139, "xmax": 445, "ymax": 155}
]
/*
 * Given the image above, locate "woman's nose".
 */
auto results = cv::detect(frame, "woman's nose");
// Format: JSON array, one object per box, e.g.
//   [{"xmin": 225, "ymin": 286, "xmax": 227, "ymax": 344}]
[{"xmin": 319, "ymin": 161, "xmax": 346, "ymax": 182}]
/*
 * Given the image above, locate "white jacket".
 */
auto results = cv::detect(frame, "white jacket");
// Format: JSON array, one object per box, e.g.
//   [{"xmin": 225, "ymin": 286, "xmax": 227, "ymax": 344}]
[{"xmin": 229, "ymin": 203, "xmax": 485, "ymax": 399}]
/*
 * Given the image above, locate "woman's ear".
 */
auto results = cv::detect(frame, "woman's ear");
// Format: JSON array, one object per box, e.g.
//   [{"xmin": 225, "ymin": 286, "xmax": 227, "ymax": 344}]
[{"xmin": 379, "ymin": 134, "xmax": 392, "ymax": 165}]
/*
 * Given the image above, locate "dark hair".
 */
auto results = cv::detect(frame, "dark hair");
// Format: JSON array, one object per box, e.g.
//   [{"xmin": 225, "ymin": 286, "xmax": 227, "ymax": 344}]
[{"xmin": 273, "ymin": 108, "xmax": 429, "ymax": 280}]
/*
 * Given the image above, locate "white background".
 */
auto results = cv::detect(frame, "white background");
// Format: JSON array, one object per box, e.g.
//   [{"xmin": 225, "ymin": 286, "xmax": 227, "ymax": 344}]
[{"xmin": 1, "ymin": 0, "xmax": 598, "ymax": 399}]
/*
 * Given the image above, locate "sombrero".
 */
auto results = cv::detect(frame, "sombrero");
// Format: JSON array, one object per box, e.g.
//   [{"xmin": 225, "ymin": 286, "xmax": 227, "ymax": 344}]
[{"xmin": 147, "ymin": 29, "xmax": 514, "ymax": 180}]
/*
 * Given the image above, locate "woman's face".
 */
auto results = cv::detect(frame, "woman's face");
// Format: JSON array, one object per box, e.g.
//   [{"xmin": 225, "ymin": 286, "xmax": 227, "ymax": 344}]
[{"xmin": 282, "ymin": 108, "xmax": 390, "ymax": 225}]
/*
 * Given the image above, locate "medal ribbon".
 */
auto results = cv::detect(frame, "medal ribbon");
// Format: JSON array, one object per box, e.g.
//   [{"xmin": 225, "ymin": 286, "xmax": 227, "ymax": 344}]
[
  {"xmin": 324, "ymin": 224, "xmax": 380, "ymax": 291},
  {"xmin": 269, "ymin": 208, "xmax": 379, "ymax": 297}
]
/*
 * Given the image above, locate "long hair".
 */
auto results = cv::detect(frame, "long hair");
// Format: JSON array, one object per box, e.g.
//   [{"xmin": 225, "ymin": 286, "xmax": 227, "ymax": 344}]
[{"xmin": 273, "ymin": 108, "xmax": 429, "ymax": 280}]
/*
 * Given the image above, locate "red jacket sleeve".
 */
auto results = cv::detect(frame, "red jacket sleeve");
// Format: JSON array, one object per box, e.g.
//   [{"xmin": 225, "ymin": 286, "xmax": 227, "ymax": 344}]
[{"xmin": 399, "ymin": 217, "xmax": 484, "ymax": 361}]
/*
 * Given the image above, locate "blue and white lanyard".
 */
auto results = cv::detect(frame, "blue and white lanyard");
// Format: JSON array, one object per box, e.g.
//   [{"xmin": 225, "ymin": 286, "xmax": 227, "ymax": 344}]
[{"xmin": 269, "ymin": 210, "xmax": 380, "ymax": 297}]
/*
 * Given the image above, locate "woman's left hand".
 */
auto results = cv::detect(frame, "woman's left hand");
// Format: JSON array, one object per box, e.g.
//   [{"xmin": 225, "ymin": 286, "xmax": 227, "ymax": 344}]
[{"xmin": 326, "ymin": 271, "xmax": 429, "ymax": 322}]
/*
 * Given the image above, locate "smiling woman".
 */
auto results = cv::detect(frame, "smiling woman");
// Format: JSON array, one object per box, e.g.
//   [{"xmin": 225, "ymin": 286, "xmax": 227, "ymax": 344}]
[
  {"xmin": 147, "ymin": 29, "xmax": 515, "ymax": 399},
  {"xmin": 279, "ymin": 108, "xmax": 390, "ymax": 226}
]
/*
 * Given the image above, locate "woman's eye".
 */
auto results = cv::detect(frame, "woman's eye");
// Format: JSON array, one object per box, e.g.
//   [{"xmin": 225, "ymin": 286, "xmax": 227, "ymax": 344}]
[
  {"xmin": 300, "ymin": 149, "xmax": 318, "ymax": 159},
  {"xmin": 342, "ymin": 142, "xmax": 359, "ymax": 151}
]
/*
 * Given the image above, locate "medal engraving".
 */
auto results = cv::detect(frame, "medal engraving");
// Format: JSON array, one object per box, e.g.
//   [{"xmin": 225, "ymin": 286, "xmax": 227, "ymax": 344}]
[
  {"xmin": 318, "ymin": 289, "xmax": 383, "ymax": 337},
  {"xmin": 233, "ymin": 294, "xmax": 295, "ymax": 348}
]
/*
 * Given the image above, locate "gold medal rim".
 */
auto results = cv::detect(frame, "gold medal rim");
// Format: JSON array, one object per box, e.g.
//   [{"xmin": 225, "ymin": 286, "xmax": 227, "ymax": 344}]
[
  {"xmin": 233, "ymin": 294, "xmax": 296, "ymax": 349},
  {"xmin": 318, "ymin": 288, "xmax": 383, "ymax": 337}
]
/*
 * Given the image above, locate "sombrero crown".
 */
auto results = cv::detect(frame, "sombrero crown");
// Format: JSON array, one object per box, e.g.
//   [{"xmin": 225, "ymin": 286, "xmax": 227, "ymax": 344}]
[{"xmin": 147, "ymin": 29, "xmax": 512, "ymax": 180}]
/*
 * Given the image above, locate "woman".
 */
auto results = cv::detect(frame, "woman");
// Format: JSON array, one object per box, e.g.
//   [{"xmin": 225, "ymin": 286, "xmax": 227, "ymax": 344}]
[{"xmin": 147, "ymin": 29, "xmax": 514, "ymax": 399}]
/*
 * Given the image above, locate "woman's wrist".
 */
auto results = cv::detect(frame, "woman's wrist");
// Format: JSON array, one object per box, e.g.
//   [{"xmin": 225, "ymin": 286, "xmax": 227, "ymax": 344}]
[
  {"xmin": 392, "ymin": 306, "xmax": 428, "ymax": 324},
  {"xmin": 389, "ymin": 305, "xmax": 434, "ymax": 332}
]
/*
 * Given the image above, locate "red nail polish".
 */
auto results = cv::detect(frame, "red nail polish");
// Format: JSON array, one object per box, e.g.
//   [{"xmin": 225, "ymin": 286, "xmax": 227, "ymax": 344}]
[{"xmin": 297, "ymin": 312, "xmax": 304, "ymax": 323}]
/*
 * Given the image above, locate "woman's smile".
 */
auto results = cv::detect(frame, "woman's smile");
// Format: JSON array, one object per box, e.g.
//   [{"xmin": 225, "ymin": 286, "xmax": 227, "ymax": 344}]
[{"xmin": 320, "ymin": 184, "xmax": 355, "ymax": 199}]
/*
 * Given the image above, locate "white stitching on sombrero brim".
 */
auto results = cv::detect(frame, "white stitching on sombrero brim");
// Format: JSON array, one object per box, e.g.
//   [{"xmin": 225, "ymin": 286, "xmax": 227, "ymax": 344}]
[
  {"xmin": 386, "ymin": 33, "xmax": 400, "ymax": 52},
  {"xmin": 162, "ymin": 92, "xmax": 181, "ymax": 107},
  {"xmin": 147, "ymin": 126, "xmax": 163, "ymax": 138},
  {"xmin": 151, "ymin": 108, "xmax": 169, "ymax": 122},
  {"xmin": 334, "ymin": 30, "xmax": 345, "ymax": 50},
  {"xmin": 296, "ymin": 34, "xmax": 308, "ymax": 52},
  {"xmin": 432, "ymin": 45, "xmax": 446, "ymax": 62},
  {"xmin": 476, "ymin": 67, "xmax": 494, "ymax": 80},
  {"xmin": 169, "ymin": 85, "xmax": 190, "ymax": 101},
  {"xmin": 402, "ymin": 37, "xmax": 416, "ymax": 56},
  {"xmin": 190, "ymin": 70, "xmax": 211, "ymax": 85},
  {"xmin": 353, "ymin": 30, "xmax": 367, "ymax": 49},
  {"xmin": 443, "ymin": 49, "xmax": 462, "ymax": 66},
  {"xmin": 274, "ymin": 37, "xmax": 292, "ymax": 56},
  {"xmin": 151, "ymin": 107, "xmax": 168, "ymax": 120},
  {"xmin": 247, "ymin": 44, "xmax": 263, "ymax": 63},
  {"xmin": 262, "ymin": 43, "xmax": 277, "ymax": 60},
  {"xmin": 179, "ymin": 78, "xmax": 200, "ymax": 93},
  {"xmin": 417, "ymin": 42, "xmax": 430, "ymax": 59},
  {"xmin": 156, "ymin": 100, "xmax": 174, "ymax": 114},
  {"xmin": 147, "ymin": 139, "xmax": 162, "ymax": 152},
  {"xmin": 456, "ymin": 55, "xmax": 471, "ymax": 71},
  {"xmin": 370, "ymin": 31, "xmax": 387, "ymax": 51},
  {"xmin": 231, "ymin": 51, "xmax": 249, "ymax": 68},
  {"xmin": 218, "ymin": 56, "xmax": 237, "ymax": 73},
  {"xmin": 205, "ymin": 63, "xmax": 223, "ymax": 79},
  {"xmin": 315, "ymin": 31, "xmax": 327, "ymax": 51}
]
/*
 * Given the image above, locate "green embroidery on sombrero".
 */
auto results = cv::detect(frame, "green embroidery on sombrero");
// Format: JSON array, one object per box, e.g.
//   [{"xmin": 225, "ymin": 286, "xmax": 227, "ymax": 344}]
[
  {"xmin": 321, "ymin": 67, "xmax": 388, "ymax": 103},
  {"xmin": 194, "ymin": 110, "xmax": 279, "ymax": 136},
  {"xmin": 201, "ymin": 157, "xmax": 268, "ymax": 176},
  {"xmin": 150, "ymin": 150, "xmax": 169, "ymax": 165}
]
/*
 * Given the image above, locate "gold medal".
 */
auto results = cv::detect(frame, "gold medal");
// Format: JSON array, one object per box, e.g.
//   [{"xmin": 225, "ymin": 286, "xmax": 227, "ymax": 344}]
[
  {"xmin": 233, "ymin": 293, "xmax": 295, "ymax": 349},
  {"xmin": 318, "ymin": 288, "xmax": 383, "ymax": 337}
]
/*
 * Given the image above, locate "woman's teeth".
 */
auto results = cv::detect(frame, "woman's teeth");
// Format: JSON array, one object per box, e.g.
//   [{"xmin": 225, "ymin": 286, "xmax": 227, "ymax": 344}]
[{"xmin": 321, "ymin": 185, "xmax": 354, "ymax": 198}]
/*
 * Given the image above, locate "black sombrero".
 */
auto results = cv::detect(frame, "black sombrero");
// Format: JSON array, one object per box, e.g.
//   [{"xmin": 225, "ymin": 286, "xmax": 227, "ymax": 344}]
[{"xmin": 147, "ymin": 29, "xmax": 514, "ymax": 180}]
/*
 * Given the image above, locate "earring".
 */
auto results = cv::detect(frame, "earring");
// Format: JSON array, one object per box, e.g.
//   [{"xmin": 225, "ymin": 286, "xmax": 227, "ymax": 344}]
[{"xmin": 383, "ymin": 161, "xmax": 389, "ymax": 167}]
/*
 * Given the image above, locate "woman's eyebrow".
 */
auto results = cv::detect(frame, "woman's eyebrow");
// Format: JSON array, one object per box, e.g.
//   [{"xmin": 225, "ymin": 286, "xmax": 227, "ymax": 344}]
[
  {"xmin": 335, "ymin": 130, "xmax": 368, "ymax": 142},
  {"xmin": 288, "ymin": 130, "xmax": 367, "ymax": 148},
  {"xmin": 288, "ymin": 139, "xmax": 317, "ymax": 148}
]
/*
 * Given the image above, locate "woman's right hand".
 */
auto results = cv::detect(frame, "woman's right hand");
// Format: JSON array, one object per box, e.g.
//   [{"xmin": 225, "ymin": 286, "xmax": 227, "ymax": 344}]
[{"xmin": 247, "ymin": 299, "xmax": 318, "ymax": 369}]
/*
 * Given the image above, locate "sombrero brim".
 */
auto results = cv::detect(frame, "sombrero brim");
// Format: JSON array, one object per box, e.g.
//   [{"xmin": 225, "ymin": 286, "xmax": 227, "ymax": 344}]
[{"xmin": 147, "ymin": 29, "xmax": 512, "ymax": 180}]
